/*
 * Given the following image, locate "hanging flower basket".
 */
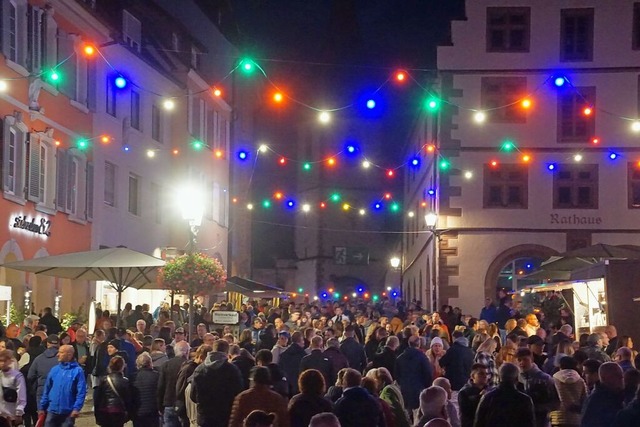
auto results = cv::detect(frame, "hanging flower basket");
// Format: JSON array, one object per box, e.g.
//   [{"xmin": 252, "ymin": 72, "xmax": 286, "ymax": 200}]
[{"xmin": 158, "ymin": 252, "xmax": 226, "ymax": 296}]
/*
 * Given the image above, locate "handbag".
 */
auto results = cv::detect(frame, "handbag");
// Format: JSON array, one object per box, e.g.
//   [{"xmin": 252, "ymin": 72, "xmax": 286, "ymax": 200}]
[
  {"xmin": 2, "ymin": 376, "xmax": 17, "ymax": 403},
  {"xmin": 106, "ymin": 376, "xmax": 129, "ymax": 421}
]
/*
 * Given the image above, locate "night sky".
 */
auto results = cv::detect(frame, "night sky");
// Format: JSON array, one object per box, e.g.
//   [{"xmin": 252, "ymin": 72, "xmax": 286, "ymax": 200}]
[{"xmin": 199, "ymin": 0, "xmax": 465, "ymax": 267}]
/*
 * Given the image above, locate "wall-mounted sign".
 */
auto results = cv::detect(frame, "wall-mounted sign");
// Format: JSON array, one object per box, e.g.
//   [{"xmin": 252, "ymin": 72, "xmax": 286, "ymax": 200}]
[
  {"xmin": 211, "ymin": 311, "xmax": 239, "ymax": 325},
  {"xmin": 550, "ymin": 214, "xmax": 602, "ymax": 226},
  {"xmin": 11, "ymin": 215, "xmax": 52, "ymax": 237}
]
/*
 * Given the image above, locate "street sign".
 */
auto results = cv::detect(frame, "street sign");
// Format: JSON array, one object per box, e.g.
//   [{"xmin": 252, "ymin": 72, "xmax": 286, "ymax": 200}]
[
  {"xmin": 334, "ymin": 246, "xmax": 369, "ymax": 265},
  {"xmin": 211, "ymin": 311, "xmax": 239, "ymax": 324}
]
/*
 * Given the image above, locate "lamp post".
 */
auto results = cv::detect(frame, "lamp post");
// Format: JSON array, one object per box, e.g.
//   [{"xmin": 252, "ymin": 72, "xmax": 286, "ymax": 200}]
[
  {"xmin": 178, "ymin": 185, "xmax": 204, "ymax": 341},
  {"xmin": 425, "ymin": 212, "xmax": 438, "ymax": 312}
]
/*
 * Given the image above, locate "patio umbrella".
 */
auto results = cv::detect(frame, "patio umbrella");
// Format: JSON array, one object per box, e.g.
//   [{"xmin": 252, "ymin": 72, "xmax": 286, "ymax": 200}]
[
  {"xmin": 558, "ymin": 243, "xmax": 640, "ymax": 260},
  {"xmin": 2, "ymin": 247, "xmax": 165, "ymax": 317},
  {"xmin": 539, "ymin": 256, "xmax": 595, "ymax": 271}
]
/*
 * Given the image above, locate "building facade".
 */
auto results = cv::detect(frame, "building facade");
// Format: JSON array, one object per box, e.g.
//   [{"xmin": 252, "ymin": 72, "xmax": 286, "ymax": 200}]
[
  {"xmin": 0, "ymin": 0, "xmax": 240, "ymax": 316},
  {"xmin": 402, "ymin": 0, "xmax": 640, "ymax": 314}
]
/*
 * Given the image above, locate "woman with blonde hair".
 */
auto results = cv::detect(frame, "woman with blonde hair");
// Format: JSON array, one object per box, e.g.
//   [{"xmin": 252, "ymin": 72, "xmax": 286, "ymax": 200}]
[
  {"xmin": 367, "ymin": 367, "xmax": 411, "ymax": 427},
  {"xmin": 426, "ymin": 337, "xmax": 446, "ymax": 379},
  {"xmin": 325, "ymin": 368, "xmax": 349, "ymax": 402},
  {"xmin": 496, "ymin": 336, "xmax": 518, "ymax": 367},
  {"xmin": 474, "ymin": 338, "xmax": 499, "ymax": 386}
]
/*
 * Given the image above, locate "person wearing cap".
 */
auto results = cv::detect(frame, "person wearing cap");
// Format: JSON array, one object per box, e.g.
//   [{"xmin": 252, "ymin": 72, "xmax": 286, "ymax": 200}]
[
  {"xmin": 244, "ymin": 410, "xmax": 276, "ymax": 427},
  {"xmin": 228, "ymin": 366, "xmax": 289, "ymax": 427},
  {"xmin": 527, "ymin": 335, "xmax": 548, "ymax": 371},
  {"xmin": 27, "ymin": 334, "xmax": 60, "ymax": 406},
  {"xmin": 426, "ymin": 337, "xmax": 446, "ymax": 379},
  {"xmin": 271, "ymin": 332, "xmax": 290, "ymax": 365}
]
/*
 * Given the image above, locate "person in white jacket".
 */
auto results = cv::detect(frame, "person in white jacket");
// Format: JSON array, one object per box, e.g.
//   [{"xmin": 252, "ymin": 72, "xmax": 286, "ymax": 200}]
[{"xmin": 0, "ymin": 349, "xmax": 27, "ymax": 425}]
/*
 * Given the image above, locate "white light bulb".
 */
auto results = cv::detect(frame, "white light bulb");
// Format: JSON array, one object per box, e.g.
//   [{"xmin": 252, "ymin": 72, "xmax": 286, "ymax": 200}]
[
  {"xmin": 247, "ymin": 203, "xmax": 254, "ymax": 210},
  {"xmin": 259, "ymin": 144, "xmax": 268, "ymax": 153},
  {"xmin": 408, "ymin": 211, "xmax": 415, "ymax": 218},
  {"xmin": 359, "ymin": 209, "xmax": 366, "ymax": 216},
  {"xmin": 362, "ymin": 160, "xmax": 371, "ymax": 169},
  {"xmin": 473, "ymin": 111, "xmax": 486, "ymax": 123},
  {"xmin": 0, "ymin": 81, "xmax": 8, "ymax": 91},
  {"xmin": 302, "ymin": 204, "xmax": 311, "ymax": 213},
  {"xmin": 574, "ymin": 154, "xmax": 583, "ymax": 162},
  {"xmin": 146, "ymin": 150, "xmax": 155, "ymax": 158},
  {"xmin": 632, "ymin": 121, "xmax": 640, "ymax": 133},
  {"xmin": 464, "ymin": 171, "xmax": 473, "ymax": 180},
  {"xmin": 163, "ymin": 99, "xmax": 175, "ymax": 111},
  {"xmin": 319, "ymin": 111, "xmax": 331, "ymax": 123}
]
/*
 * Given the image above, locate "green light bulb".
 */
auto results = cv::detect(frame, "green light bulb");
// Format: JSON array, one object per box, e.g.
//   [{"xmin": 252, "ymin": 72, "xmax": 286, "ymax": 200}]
[
  {"xmin": 439, "ymin": 159, "xmax": 450, "ymax": 170},
  {"xmin": 390, "ymin": 203, "xmax": 400, "ymax": 212},
  {"xmin": 426, "ymin": 98, "xmax": 439, "ymax": 111},
  {"xmin": 372, "ymin": 295, "xmax": 379, "ymax": 301},
  {"xmin": 192, "ymin": 141, "xmax": 203, "ymax": 150},
  {"xmin": 331, "ymin": 193, "xmax": 341, "ymax": 202},
  {"xmin": 334, "ymin": 292, "xmax": 340, "ymax": 298},
  {"xmin": 298, "ymin": 287, "xmax": 304, "ymax": 293},
  {"xmin": 262, "ymin": 200, "xmax": 271, "ymax": 208},
  {"xmin": 240, "ymin": 58, "xmax": 254, "ymax": 73},
  {"xmin": 303, "ymin": 163, "xmax": 311, "ymax": 171},
  {"xmin": 502, "ymin": 141, "xmax": 515, "ymax": 152},
  {"xmin": 77, "ymin": 139, "xmax": 88, "ymax": 150},
  {"xmin": 49, "ymin": 70, "xmax": 60, "ymax": 82}
]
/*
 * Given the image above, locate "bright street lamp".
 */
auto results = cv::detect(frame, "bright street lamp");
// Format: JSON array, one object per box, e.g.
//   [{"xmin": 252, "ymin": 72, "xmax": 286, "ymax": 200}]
[
  {"xmin": 425, "ymin": 212, "xmax": 438, "ymax": 228},
  {"xmin": 390, "ymin": 257, "xmax": 401, "ymax": 269}
]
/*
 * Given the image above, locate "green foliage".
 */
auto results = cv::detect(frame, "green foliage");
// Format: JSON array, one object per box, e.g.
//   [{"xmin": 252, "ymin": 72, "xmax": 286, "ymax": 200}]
[
  {"xmin": 158, "ymin": 253, "xmax": 226, "ymax": 296},
  {"xmin": 521, "ymin": 291, "xmax": 565, "ymax": 326},
  {"xmin": 61, "ymin": 304, "xmax": 86, "ymax": 330},
  {"xmin": 9, "ymin": 304, "xmax": 28, "ymax": 326}
]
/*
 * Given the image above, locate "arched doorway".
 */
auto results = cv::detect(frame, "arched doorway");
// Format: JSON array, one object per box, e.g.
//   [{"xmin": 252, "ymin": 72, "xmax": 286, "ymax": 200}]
[{"xmin": 484, "ymin": 244, "xmax": 559, "ymax": 299}]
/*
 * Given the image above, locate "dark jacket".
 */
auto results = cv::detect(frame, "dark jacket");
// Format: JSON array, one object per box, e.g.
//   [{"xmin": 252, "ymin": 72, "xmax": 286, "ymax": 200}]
[
  {"xmin": 27, "ymin": 346, "xmax": 59, "ymax": 404},
  {"xmin": 325, "ymin": 386, "xmax": 343, "ymax": 403},
  {"xmin": 191, "ymin": 351, "xmax": 243, "ymax": 427},
  {"xmin": 365, "ymin": 338, "xmax": 380, "ymax": 362},
  {"xmin": 278, "ymin": 343, "xmax": 307, "ymax": 396},
  {"xmin": 39, "ymin": 313, "xmax": 62, "ymax": 336},
  {"xmin": 257, "ymin": 331, "xmax": 277, "ymax": 352},
  {"xmin": 340, "ymin": 337, "xmax": 367, "ymax": 372},
  {"xmin": 458, "ymin": 382, "xmax": 490, "ymax": 427},
  {"xmin": 518, "ymin": 365, "xmax": 558, "ymax": 427},
  {"xmin": 372, "ymin": 347, "xmax": 397, "ymax": 378},
  {"xmin": 94, "ymin": 372, "xmax": 133, "ymax": 426},
  {"xmin": 323, "ymin": 346, "xmax": 349, "ymax": 377},
  {"xmin": 395, "ymin": 347, "xmax": 433, "ymax": 410},
  {"xmin": 495, "ymin": 304, "xmax": 512, "ymax": 329},
  {"xmin": 132, "ymin": 367, "xmax": 159, "ymax": 418},
  {"xmin": 71, "ymin": 341, "xmax": 91, "ymax": 376},
  {"xmin": 335, "ymin": 386, "xmax": 385, "ymax": 427},
  {"xmin": 175, "ymin": 360, "xmax": 198, "ymax": 417},
  {"xmin": 439, "ymin": 338, "xmax": 475, "ymax": 391},
  {"xmin": 157, "ymin": 355, "xmax": 186, "ymax": 408},
  {"xmin": 474, "ymin": 383, "xmax": 536, "ymax": 427},
  {"xmin": 613, "ymin": 398, "xmax": 640, "ymax": 427},
  {"xmin": 288, "ymin": 393, "xmax": 334, "ymax": 427},
  {"xmin": 232, "ymin": 353, "xmax": 256, "ymax": 390},
  {"xmin": 265, "ymin": 362, "xmax": 289, "ymax": 398},
  {"xmin": 300, "ymin": 349, "xmax": 334, "ymax": 387},
  {"xmin": 580, "ymin": 382, "xmax": 624, "ymax": 427}
]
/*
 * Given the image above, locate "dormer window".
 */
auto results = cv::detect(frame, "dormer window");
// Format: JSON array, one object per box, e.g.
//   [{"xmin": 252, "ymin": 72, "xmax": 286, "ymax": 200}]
[{"xmin": 122, "ymin": 10, "xmax": 141, "ymax": 52}]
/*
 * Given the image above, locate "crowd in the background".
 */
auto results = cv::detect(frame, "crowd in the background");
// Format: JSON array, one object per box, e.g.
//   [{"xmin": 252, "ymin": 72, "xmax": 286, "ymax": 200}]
[{"xmin": 0, "ymin": 295, "xmax": 637, "ymax": 427}]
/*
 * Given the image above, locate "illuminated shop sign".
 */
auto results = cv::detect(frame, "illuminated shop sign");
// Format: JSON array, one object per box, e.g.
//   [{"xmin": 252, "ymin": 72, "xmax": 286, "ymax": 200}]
[{"xmin": 10, "ymin": 215, "xmax": 52, "ymax": 237}]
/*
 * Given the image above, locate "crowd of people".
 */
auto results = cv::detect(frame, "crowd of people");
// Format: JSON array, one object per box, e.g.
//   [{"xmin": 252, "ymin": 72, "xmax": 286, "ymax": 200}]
[{"xmin": 0, "ymin": 296, "xmax": 637, "ymax": 427}]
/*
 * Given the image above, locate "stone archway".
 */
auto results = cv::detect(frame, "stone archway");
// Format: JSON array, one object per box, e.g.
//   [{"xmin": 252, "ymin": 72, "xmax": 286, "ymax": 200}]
[{"xmin": 484, "ymin": 244, "xmax": 559, "ymax": 300}]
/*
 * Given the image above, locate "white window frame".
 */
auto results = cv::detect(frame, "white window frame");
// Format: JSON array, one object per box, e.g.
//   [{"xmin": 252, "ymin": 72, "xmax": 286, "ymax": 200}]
[
  {"xmin": 66, "ymin": 157, "xmax": 78, "ymax": 215},
  {"xmin": 7, "ymin": 129, "xmax": 17, "ymax": 194},
  {"xmin": 39, "ymin": 144, "xmax": 46, "ymax": 201},
  {"xmin": 131, "ymin": 90, "xmax": 141, "ymax": 130},
  {"xmin": 128, "ymin": 173, "xmax": 140, "ymax": 216},
  {"xmin": 8, "ymin": 1, "xmax": 18, "ymax": 63},
  {"xmin": 122, "ymin": 10, "xmax": 141, "ymax": 52},
  {"xmin": 3, "ymin": 114, "xmax": 28, "ymax": 203},
  {"xmin": 104, "ymin": 161, "xmax": 116, "ymax": 207}
]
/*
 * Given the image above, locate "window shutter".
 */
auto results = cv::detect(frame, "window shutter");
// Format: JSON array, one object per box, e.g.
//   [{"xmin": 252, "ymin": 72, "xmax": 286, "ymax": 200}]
[
  {"xmin": 1, "ymin": 117, "xmax": 8, "ymax": 192},
  {"xmin": 86, "ymin": 161, "xmax": 94, "ymax": 220},
  {"xmin": 27, "ymin": 133, "xmax": 40, "ymax": 202},
  {"xmin": 57, "ymin": 29, "xmax": 76, "ymax": 99},
  {"xmin": 55, "ymin": 149, "xmax": 67, "ymax": 211}
]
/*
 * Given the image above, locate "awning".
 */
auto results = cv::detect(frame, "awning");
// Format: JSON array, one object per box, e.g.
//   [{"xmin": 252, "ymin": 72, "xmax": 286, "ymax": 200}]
[{"xmin": 224, "ymin": 276, "xmax": 287, "ymax": 299}]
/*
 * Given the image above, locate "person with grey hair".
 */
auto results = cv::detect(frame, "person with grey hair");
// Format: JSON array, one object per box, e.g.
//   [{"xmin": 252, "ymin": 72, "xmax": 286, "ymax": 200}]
[
  {"xmin": 372, "ymin": 335, "xmax": 399, "ymax": 378},
  {"xmin": 433, "ymin": 378, "xmax": 460, "ymax": 427},
  {"xmin": 309, "ymin": 412, "xmax": 341, "ymax": 427},
  {"xmin": 158, "ymin": 341, "xmax": 190, "ymax": 426},
  {"xmin": 584, "ymin": 334, "xmax": 610, "ymax": 363},
  {"xmin": 132, "ymin": 352, "xmax": 159, "ymax": 426},
  {"xmin": 414, "ymin": 386, "xmax": 448, "ymax": 427},
  {"xmin": 20, "ymin": 315, "xmax": 39, "ymax": 340},
  {"xmin": 474, "ymin": 363, "xmax": 535, "ymax": 427},
  {"xmin": 615, "ymin": 347, "xmax": 634, "ymax": 372}
]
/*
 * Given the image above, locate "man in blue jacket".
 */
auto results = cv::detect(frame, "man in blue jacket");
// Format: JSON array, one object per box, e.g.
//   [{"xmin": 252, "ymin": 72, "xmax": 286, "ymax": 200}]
[{"xmin": 39, "ymin": 344, "xmax": 87, "ymax": 427}]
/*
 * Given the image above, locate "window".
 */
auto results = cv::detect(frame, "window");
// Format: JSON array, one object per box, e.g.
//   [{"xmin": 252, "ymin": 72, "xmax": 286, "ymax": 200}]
[
  {"xmin": 86, "ymin": 59, "xmax": 97, "ymax": 110},
  {"xmin": 481, "ymin": 77, "xmax": 527, "ymax": 123},
  {"xmin": 131, "ymin": 90, "xmax": 140, "ymax": 130},
  {"xmin": 483, "ymin": 164, "xmax": 528, "ymax": 208},
  {"xmin": 8, "ymin": 1, "xmax": 17, "ymax": 62},
  {"xmin": 560, "ymin": 8, "xmax": 594, "ymax": 61},
  {"xmin": 38, "ymin": 144, "xmax": 46, "ymax": 201},
  {"xmin": 7, "ymin": 130, "xmax": 16, "ymax": 194},
  {"xmin": 122, "ymin": 10, "xmax": 141, "ymax": 52},
  {"xmin": 553, "ymin": 164, "xmax": 598, "ymax": 209},
  {"xmin": 486, "ymin": 7, "xmax": 530, "ymax": 52},
  {"xmin": 206, "ymin": 108, "xmax": 215, "ymax": 147},
  {"xmin": 27, "ymin": 5, "xmax": 45, "ymax": 72},
  {"xmin": 151, "ymin": 183, "xmax": 161, "ymax": 224},
  {"xmin": 151, "ymin": 104, "xmax": 161, "ymax": 142},
  {"xmin": 104, "ymin": 161, "xmax": 116, "ymax": 207},
  {"xmin": 66, "ymin": 158, "xmax": 78, "ymax": 215},
  {"xmin": 57, "ymin": 29, "xmax": 77, "ymax": 99},
  {"xmin": 128, "ymin": 173, "xmax": 139, "ymax": 215},
  {"xmin": 106, "ymin": 78, "xmax": 116, "ymax": 116},
  {"xmin": 629, "ymin": 163, "xmax": 640, "ymax": 208},
  {"xmin": 634, "ymin": 3, "xmax": 640, "ymax": 50},
  {"xmin": 558, "ymin": 86, "xmax": 595, "ymax": 142}
]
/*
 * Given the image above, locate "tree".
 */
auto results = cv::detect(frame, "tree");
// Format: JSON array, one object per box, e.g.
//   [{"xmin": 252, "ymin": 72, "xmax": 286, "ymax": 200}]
[{"xmin": 158, "ymin": 253, "xmax": 226, "ymax": 338}]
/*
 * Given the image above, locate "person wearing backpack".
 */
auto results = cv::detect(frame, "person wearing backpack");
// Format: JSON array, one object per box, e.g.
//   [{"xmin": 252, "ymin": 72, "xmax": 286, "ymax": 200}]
[
  {"xmin": 0, "ymin": 349, "xmax": 26, "ymax": 427},
  {"xmin": 94, "ymin": 356, "xmax": 133, "ymax": 427}
]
